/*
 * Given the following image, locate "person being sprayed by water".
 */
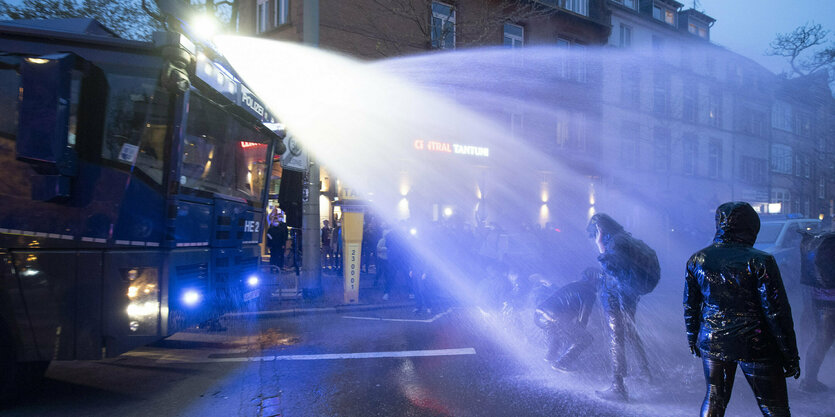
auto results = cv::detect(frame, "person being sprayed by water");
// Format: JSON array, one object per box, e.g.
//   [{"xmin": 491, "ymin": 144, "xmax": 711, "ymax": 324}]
[
  {"xmin": 587, "ymin": 213, "xmax": 659, "ymax": 402},
  {"xmin": 684, "ymin": 202, "xmax": 800, "ymax": 417},
  {"xmin": 797, "ymin": 229, "xmax": 835, "ymax": 393},
  {"xmin": 534, "ymin": 267, "xmax": 602, "ymax": 372}
]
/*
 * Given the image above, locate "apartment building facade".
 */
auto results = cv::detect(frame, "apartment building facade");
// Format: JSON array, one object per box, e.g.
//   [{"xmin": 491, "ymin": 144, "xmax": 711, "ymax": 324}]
[{"xmin": 233, "ymin": 0, "xmax": 835, "ymax": 233}]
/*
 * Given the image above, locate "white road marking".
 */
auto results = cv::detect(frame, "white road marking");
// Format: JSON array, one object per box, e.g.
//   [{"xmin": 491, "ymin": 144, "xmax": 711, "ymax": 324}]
[
  {"xmin": 342, "ymin": 308, "xmax": 453, "ymax": 323},
  {"xmin": 123, "ymin": 347, "xmax": 476, "ymax": 363}
]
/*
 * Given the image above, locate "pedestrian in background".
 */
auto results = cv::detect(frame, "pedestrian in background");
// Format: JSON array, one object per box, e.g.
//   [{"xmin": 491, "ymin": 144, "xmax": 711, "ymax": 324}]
[
  {"xmin": 684, "ymin": 202, "xmax": 800, "ymax": 417},
  {"xmin": 798, "ymin": 230, "xmax": 835, "ymax": 393},
  {"xmin": 321, "ymin": 220, "xmax": 333, "ymax": 270},
  {"xmin": 376, "ymin": 227, "xmax": 391, "ymax": 301},
  {"xmin": 266, "ymin": 216, "xmax": 288, "ymax": 270}
]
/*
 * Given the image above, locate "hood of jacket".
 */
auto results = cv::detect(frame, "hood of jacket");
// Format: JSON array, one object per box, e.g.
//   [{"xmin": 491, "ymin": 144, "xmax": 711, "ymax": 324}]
[{"xmin": 713, "ymin": 201, "xmax": 760, "ymax": 246}]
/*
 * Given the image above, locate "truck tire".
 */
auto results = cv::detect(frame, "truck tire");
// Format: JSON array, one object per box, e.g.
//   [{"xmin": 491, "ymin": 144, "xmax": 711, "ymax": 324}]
[
  {"xmin": 0, "ymin": 330, "xmax": 19, "ymax": 407},
  {"xmin": 0, "ymin": 331, "xmax": 49, "ymax": 408}
]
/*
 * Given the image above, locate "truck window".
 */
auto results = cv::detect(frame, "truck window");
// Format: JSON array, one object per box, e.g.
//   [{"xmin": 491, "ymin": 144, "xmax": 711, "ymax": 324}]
[
  {"xmin": 100, "ymin": 70, "xmax": 169, "ymax": 185},
  {"xmin": 183, "ymin": 93, "xmax": 270, "ymax": 205},
  {"xmin": 0, "ymin": 56, "xmax": 19, "ymax": 141}
]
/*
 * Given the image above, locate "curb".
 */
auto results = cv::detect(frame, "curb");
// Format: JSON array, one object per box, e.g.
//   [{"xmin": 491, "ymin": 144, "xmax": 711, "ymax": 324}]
[{"xmin": 223, "ymin": 301, "xmax": 414, "ymax": 320}]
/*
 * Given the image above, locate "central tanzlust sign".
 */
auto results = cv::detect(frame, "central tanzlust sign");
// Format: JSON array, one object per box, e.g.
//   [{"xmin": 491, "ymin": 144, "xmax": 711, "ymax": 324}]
[{"xmin": 413, "ymin": 139, "xmax": 489, "ymax": 157}]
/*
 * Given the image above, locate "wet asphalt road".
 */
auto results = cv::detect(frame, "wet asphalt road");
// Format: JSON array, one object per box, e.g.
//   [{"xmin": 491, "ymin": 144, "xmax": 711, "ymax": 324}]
[{"xmin": 3, "ymin": 305, "xmax": 834, "ymax": 417}]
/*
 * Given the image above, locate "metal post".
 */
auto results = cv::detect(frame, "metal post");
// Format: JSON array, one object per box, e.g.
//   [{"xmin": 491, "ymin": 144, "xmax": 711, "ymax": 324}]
[{"xmin": 300, "ymin": 0, "xmax": 321, "ymax": 297}]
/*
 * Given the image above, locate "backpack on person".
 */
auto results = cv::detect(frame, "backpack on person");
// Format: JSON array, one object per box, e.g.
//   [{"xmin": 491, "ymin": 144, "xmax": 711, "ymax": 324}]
[{"xmin": 599, "ymin": 234, "xmax": 660, "ymax": 296}]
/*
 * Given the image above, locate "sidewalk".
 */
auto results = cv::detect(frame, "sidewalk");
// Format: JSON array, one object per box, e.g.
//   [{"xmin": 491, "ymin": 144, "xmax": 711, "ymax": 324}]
[{"xmin": 224, "ymin": 268, "xmax": 413, "ymax": 319}]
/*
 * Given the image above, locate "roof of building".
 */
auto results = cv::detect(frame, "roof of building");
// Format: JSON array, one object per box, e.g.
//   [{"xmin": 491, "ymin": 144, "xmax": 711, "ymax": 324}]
[{"xmin": 679, "ymin": 8, "xmax": 716, "ymax": 24}]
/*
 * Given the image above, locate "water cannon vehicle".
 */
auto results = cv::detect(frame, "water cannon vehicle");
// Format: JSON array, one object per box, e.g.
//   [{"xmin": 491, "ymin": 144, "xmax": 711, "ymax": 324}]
[{"xmin": 0, "ymin": 9, "xmax": 284, "ymax": 404}]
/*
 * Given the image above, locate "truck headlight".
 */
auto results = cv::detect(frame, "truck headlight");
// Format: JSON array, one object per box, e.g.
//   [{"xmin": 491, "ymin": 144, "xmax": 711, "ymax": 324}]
[
  {"xmin": 247, "ymin": 275, "xmax": 259, "ymax": 287},
  {"xmin": 182, "ymin": 290, "xmax": 201, "ymax": 306}
]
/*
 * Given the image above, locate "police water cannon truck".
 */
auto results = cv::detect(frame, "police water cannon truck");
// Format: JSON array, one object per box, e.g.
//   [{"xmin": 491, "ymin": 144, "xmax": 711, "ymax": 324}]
[{"xmin": 0, "ymin": 6, "xmax": 285, "ymax": 404}]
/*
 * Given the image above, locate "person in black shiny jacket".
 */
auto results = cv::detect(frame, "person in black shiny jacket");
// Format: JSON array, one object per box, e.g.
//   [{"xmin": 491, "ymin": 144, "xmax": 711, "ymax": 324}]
[
  {"xmin": 684, "ymin": 202, "xmax": 801, "ymax": 417},
  {"xmin": 534, "ymin": 267, "xmax": 601, "ymax": 372}
]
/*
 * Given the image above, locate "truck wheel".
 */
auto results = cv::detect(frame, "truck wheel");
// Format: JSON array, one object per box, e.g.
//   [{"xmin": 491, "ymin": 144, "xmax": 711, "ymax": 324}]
[
  {"xmin": 0, "ymin": 332, "xmax": 19, "ymax": 407},
  {"xmin": 0, "ymin": 332, "xmax": 50, "ymax": 408}
]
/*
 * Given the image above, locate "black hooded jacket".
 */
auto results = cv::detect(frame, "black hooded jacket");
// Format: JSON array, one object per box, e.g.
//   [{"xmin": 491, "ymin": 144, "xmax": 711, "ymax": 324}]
[{"xmin": 684, "ymin": 202, "xmax": 799, "ymax": 364}]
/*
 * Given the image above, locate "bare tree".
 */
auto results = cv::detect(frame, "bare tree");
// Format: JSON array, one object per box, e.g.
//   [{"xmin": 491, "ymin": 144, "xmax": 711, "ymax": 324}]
[
  {"xmin": 0, "ymin": 0, "xmax": 241, "ymax": 40},
  {"xmin": 0, "ymin": 0, "xmax": 164, "ymax": 39},
  {"xmin": 768, "ymin": 22, "xmax": 835, "ymax": 78},
  {"xmin": 352, "ymin": 0, "xmax": 557, "ymax": 57}
]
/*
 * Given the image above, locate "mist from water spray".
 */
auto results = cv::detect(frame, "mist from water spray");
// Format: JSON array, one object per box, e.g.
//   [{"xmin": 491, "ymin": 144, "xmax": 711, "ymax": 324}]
[{"xmin": 212, "ymin": 37, "xmax": 814, "ymax": 415}]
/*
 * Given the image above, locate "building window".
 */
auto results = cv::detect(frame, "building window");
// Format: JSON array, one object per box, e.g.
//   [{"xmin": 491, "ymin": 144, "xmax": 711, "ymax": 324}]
[
  {"xmin": 683, "ymin": 84, "xmax": 697, "ymax": 123},
  {"xmin": 772, "ymin": 189, "xmax": 790, "ymax": 213},
  {"xmin": 688, "ymin": 22, "xmax": 707, "ymax": 38},
  {"xmin": 653, "ymin": 72, "xmax": 670, "ymax": 117},
  {"xmin": 556, "ymin": 110, "xmax": 569, "ymax": 148},
  {"xmin": 820, "ymin": 177, "xmax": 826, "ymax": 199},
  {"xmin": 770, "ymin": 143, "xmax": 792, "ymax": 174},
  {"xmin": 556, "ymin": 37, "xmax": 571, "ymax": 79},
  {"xmin": 257, "ymin": 0, "xmax": 289, "ymax": 33},
  {"xmin": 653, "ymin": 4, "xmax": 675, "ymax": 25},
  {"xmin": 574, "ymin": 44, "xmax": 587, "ymax": 83},
  {"xmin": 653, "ymin": 127, "xmax": 670, "ymax": 171},
  {"xmin": 707, "ymin": 89, "xmax": 721, "ymax": 128},
  {"xmin": 619, "ymin": 24, "xmax": 632, "ymax": 48},
  {"xmin": 740, "ymin": 107, "xmax": 767, "ymax": 137},
  {"xmin": 558, "ymin": 0, "xmax": 589, "ymax": 16},
  {"xmin": 683, "ymin": 134, "xmax": 697, "ymax": 176},
  {"xmin": 431, "ymin": 2, "xmax": 456, "ymax": 49},
  {"xmin": 509, "ymin": 111, "xmax": 523, "ymax": 138},
  {"xmin": 772, "ymin": 100, "xmax": 793, "ymax": 132},
  {"xmin": 256, "ymin": 0, "xmax": 268, "ymax": 34},
  {"xmin": 275, "ymin": 0, "xmax": 289, "ymax": 26},
  {"xmin": 620, "ymin": 121, "xmax": 640, "ymax": 168},
  {"xmin": 708, "ymin": 139, "xmax": 722, "ymax": 179},
  {"xmin": 503, "ymin": 23, "xmax": 524, "ymax": 48},
  {"xmin": 795, "ymin": 111, "xmax": 812, "ymax": 137},
  {"xmin": 794, "ymin": 153, "xmax": 811, "ymax": 178},
  {"xmin": 621, "ymin": 65, "xmax": 640, "ymax": 106},
  {"xmin": 555, "ymin": 110, "xmax": 587, "ymax": 151},
  {"xmin": 739, "ymin": 156, "xmax": 767, "ymax": 185},
  {"xmin": 612, "ymin": 0, "xmax": 638, "ymax": 9}
]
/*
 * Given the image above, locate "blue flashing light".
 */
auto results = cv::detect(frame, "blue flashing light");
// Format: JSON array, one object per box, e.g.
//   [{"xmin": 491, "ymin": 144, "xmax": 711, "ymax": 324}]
[
  {"xmin": 182, "ymin": 290, "xmax": 201, "ymax": 307},
  {"xmin": 247, "ymin": 275, "xmax": 259, "ymax": 287}
]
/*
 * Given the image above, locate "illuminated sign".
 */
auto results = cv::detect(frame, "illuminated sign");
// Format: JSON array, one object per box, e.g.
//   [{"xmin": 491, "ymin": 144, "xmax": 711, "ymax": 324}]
[
  {"xmin": 196, "ymin": 53, "xmax": 277, "ymax": 127},
  {"xmin": 240, "ymin": 141, "xmax": 267, "ymax": 149},
  {"xmin": 412, "ymin": 139, "xmax": 489, "ymax": 157}
]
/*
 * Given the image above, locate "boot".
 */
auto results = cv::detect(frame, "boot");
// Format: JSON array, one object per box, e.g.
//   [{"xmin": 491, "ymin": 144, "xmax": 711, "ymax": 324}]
[
  {"xmin": 635, "ymin": 365, "xmax": 653, "ymax": 383},
  {"xmin": 596, "ymin": 380, "xmax": 628, "ymax": 402},
  {"xmin": 550, "ymin": 359, "xmax": 575, "ymax": 373},
  {"xmin": 800, "ymin": 378, "xmax": 829, "ymax": 393}
]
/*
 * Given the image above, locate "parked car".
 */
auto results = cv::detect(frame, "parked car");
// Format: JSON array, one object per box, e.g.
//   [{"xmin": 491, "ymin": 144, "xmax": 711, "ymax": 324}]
[{"xmin": 754, "ymin": 214, "xmax": 822, "ymax": 288}]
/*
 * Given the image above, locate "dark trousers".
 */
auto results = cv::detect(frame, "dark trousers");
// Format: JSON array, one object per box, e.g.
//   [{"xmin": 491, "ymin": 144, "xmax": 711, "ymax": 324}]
[
  {"xmin": 600, "ymin": 283, "xmax": 650, "ymax": 383},
  {"xmin": 701, "ymin": 358, "xmax": 790, "ymax": 417},
  {"xmin": 805, "ymin": 300, "xmax": 835, "ymax": 382},
  {"xmin": 543, "ymin": 317, "xmax": 593, "ymax": 365},
  {"xmin": 269, "ymin": 245, "xmax": 285, "ymax": 269},
  {"xmin": 376, "ymin": 259, "xmax": 392, "ymax": 293}
]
